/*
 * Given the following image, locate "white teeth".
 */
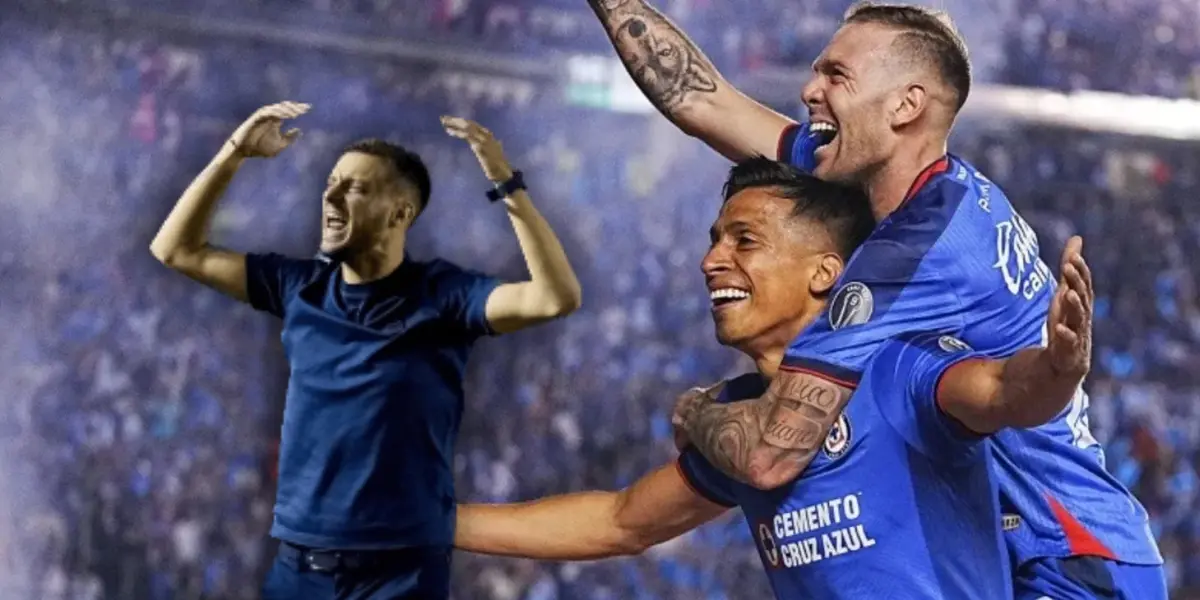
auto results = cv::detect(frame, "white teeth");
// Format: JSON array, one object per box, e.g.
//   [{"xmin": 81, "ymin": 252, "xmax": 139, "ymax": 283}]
[
  {"xmin": 709, "ymin": 288, "xmax": 750, "ymax": 302},
  {"xmin": 811, "ymin": 122, "xmax": 838, "ymax": 133}
]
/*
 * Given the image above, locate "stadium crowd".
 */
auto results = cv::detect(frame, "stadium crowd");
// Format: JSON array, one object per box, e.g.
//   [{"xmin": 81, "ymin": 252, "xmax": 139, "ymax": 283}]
[
  {"xmin": 3, "ymin": 5, "xmax": 1200, "ymax": 600},
  {"xmin": 43, "ymin": 0, "xmax": 1200, "ymax": 99}
]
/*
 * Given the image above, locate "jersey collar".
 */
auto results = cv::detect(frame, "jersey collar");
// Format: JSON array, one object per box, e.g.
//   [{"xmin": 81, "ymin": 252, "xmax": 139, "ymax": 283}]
[
  {"xmin": 337, "ymin": 254, "xmax": 418, "ymax": 294},
  {"xmin": 898, "ymin": 155, "xmax": 951, "ymax": 210}
]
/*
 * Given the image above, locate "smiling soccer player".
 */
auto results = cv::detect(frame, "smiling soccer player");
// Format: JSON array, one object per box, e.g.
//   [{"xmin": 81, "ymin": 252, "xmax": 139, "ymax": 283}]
[
  {"xmin": 587, "ymin": 1, "xmax": 1164, "ymax": 596},
  {"xmin": 455, "ymin": 158, "xmax": 1096, "ymax": 599}
]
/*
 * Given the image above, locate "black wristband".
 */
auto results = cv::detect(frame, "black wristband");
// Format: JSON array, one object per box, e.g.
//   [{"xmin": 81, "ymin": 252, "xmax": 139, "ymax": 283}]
[{"xmin": 486, "ymin": 171, "xmax": 526, "ymax": 202}]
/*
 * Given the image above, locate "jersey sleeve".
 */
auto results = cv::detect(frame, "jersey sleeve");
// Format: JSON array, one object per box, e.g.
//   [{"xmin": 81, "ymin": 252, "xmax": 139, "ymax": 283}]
[
  {"xmin": 872, "ymin": 334, "xmax": 987, "ymax": 460},
  {"xmin": 244, "ymin": 253, "xmax": 322, "ymax": 318},
  {"xmin": 781, "ymin": 236, "xmax": 966, "ymax": 386},
  {"xmin": 676, "ymin": 449, "xmax": 738, "ymax": 508},
  {"xmin": 433, "ymin": 261, "xmax": 502, "ymax": 338},
  {"xmin": 776, "ymin": 122, "xmax": 817, "ymax": 172}
]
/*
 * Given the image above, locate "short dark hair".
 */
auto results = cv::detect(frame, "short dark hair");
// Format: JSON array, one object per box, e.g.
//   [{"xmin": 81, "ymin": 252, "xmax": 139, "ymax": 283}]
[
  {"xmin": 844, "ymin": 2, "xmax": 971, "ymax": 113},
  {"xmin": 343, "ymin": 139, "xmax": 432, "ymax": 214},
  {"xmin": 722, "ymin": 157, "xmax": 875, "ymax": 258}
]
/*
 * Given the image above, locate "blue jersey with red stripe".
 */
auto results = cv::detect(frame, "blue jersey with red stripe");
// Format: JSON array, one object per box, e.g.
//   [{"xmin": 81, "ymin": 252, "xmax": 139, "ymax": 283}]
[
  {"xmin": 679, "ymin": 335, "xmax": 1010, "ymax": 600},
  {"xmin": 777, "ymin": 127, "xmax": 1161, "ymax": 567}
]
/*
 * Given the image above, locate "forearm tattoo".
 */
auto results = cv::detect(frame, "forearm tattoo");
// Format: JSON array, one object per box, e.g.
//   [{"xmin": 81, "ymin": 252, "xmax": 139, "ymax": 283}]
[
  {"xmin": 680, "ymin": 373, "xmax": 854, "ymax": 484},
  {"xmin": 587, "ymin": 0, "xmax": 719, "ymax": 113},
  {"xmin": 678, "ymin": 398, "xmax": 764, "ymax": 485}
]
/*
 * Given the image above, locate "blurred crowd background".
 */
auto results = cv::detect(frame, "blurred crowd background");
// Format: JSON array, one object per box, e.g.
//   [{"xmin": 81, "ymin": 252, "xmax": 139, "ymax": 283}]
[{"xmin": 3, "ymin": 0, "xmax": 1200, "ymax": 598}]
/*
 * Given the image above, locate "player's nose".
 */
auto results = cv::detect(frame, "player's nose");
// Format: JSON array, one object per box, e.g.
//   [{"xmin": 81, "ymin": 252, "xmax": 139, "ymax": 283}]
[
  {"xmin": 324, "ymin": 189, "xmax": 346, "ymax": 207},
  {"xmin": 801, "ymin": 77, "xmax": 823, "ymax": 113},
  {"xmin": 701, "ymin": 245, "xmax": 733, "ymax": 279}
]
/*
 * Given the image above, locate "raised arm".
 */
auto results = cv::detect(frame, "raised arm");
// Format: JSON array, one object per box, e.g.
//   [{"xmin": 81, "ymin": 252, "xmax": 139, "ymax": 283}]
[
  {"xmin": 150, "ymin": 102, "xmax": 309, "ymax": 301},
  {"xmin": 442, "ymin": 117, "xmax": 582, "ymax": 334},
  {"xmin": 588, "ymin": 0, "xmax": 796, "ymax": 161},
  {"xmin": 456, "ymin": 461, "xmax": 727, "ymax": 560},
  {"xmin": 937, "ymin": 237, "xmax": 1093, "ymax": 435}
]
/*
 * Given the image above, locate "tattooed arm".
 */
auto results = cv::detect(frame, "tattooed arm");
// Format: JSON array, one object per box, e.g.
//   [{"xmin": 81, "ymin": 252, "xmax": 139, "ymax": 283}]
[
  {"xmin": 672, "ymin": 371, "xmax": 853, "ymax": 490},
  {"xmin": 587, "ymin": 0, "xmax": 796, "ymax": 161},
  {"xmin": 674, "ymin": 239, "xmax": 1095, "ymax": 489}
]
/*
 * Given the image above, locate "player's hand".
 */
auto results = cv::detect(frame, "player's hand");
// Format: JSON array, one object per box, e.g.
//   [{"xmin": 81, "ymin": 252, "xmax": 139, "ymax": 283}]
[
  {"xmin": 441, "ymin": 116, "xmax": 514, "ymax": 183},
  {"xmin": 671, "ymin": 381, "xmax": 726, "ymax": 452},
  {"xmin": 228, "ymin": 101, "xmax": 309, "ymax": 158},
  {"xmin": 1046, "ymin": 236, "xmax": 1092, "ymax": 379}
]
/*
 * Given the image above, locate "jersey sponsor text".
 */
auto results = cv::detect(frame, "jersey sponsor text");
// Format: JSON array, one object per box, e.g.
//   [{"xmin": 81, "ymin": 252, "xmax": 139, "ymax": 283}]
[{"xmin": 763, "ymin": 493, "xmax": 878, "ymax": 569}]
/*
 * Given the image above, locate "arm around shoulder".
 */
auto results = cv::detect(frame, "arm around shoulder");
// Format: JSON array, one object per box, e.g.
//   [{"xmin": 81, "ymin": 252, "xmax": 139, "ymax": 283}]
[{"xmin": 673, "ymin": 370, "xmax": 854, "ymax": 491}]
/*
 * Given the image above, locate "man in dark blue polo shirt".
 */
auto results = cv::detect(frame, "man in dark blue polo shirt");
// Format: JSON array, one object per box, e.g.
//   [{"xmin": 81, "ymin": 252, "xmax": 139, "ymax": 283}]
[{"xmin": 150, "ymin": 102, "xmax": 582, "ymax": 598}]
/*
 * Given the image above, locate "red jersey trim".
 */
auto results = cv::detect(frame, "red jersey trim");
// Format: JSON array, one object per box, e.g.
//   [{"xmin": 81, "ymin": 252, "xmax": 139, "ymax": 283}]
[
  {"xmin": 899, "ymin": 156, "xmax": 951, "ymax": 209},
  {"xmin": 1047, "ymin": 494, "xmax": 1116, "ymax": 560},
  {"xmin": 777, "ymin": 123, "xmax": 803, "ymax": 163},
  {"xmin": 675, "ymin": 458, "xmax": 737, "ymax": 508},
  {"xmin": 778, "ymin": 364, "xmax": 860, "ymax": 390}
]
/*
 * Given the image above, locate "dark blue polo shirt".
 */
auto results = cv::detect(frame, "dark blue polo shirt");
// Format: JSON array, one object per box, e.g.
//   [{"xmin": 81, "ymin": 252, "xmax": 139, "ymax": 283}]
[{"xmin": 245, "ymin": 253, "xmax": 500, "ymax": 549}]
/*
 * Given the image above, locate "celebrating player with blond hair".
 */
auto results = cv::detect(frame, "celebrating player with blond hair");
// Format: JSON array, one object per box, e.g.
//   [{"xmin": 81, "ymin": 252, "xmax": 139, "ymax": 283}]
[{"xmin": 586, "ymin": 1, "xmax": 1164, "ymax": 596}]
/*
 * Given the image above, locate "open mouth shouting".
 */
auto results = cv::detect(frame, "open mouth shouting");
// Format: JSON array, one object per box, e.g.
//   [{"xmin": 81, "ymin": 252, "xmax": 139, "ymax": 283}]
[
  {"xmin": 810, "ymin": 120, "xmax": 839, "ymax": 160},
  {"xmin": 322, "ymin": 208, "xmax": 350, "ymax": 248},
  {"xmin": 324, "ymin": 210, "xmax": 348, "ymax": 233}
]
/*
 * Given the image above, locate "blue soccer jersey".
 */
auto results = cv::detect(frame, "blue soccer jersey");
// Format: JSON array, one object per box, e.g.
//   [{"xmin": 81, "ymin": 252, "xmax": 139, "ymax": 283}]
[
  {"xmin": 776, "ymin": 131, "xmax": 1162, "ymax": 567},
  {"xmin": 679, "ymin": 335, "xmax": 1010, "ymax": 600}
]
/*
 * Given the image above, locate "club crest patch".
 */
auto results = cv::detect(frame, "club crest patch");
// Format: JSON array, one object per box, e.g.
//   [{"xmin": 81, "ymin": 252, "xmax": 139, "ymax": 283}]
[{"xmin": 823, "ymin": 413, "xmax": 852, "ymax": 459}]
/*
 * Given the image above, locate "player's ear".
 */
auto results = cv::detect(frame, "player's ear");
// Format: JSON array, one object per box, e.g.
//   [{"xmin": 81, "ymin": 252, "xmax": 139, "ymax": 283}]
[
  {"xmin": 891, "ymin": 82, "xmax": 927, "ymax": 129},
  {"xmin": 809, "ymin": 252, "xmax": 844, "ymax": 296},
  {"xmin": 391, "ymin": 197, "xmax": 416, "ymax": 229}
]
